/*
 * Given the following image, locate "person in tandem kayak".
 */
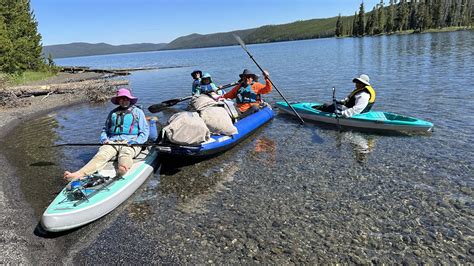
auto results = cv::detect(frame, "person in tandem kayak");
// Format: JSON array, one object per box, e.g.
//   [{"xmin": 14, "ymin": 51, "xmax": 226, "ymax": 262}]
[
  {"xmin": 191, "ymin": 70, "xmax": 202, "ymax": 95},
  {"xmin": 316, "ymin": 74, "xmax": 376, "ymax": 118},
  {"xmin": 193, "ymin": 72, "xmax": 225, "ymax": 97},
  {"xmin": 221, "ymin": 69, "xmax": 272, "ymax": 118},
  {"xmin": 63, "ymin": 88, "xmax": 150, "ymax": 181}
]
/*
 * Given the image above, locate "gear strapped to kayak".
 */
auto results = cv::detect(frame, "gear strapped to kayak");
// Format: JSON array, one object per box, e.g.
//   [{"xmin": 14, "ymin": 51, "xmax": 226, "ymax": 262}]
[{"xmin": 62, "ymin": 173, "xmax": 117, "ymax": 207}]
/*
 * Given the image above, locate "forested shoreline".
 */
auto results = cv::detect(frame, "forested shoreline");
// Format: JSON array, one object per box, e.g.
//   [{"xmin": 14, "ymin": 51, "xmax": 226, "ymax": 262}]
[{"xmin": 336, "ymin": 0, "xmax": 473, "ymax": 37}]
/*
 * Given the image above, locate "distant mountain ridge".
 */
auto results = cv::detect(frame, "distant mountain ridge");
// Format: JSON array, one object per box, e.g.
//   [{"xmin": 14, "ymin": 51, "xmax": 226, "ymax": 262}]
[
  {"xmin": 43, "ymin": 16, "xmax": 339, "ymax": 58},
  {"xmin": 43, "ymin": 42, "xmax": 167, "ymax": 58}
]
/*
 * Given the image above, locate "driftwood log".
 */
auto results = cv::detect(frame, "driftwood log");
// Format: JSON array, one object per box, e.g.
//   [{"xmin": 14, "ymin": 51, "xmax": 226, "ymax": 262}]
[{"xmin": 3, "ymin": 79, "xmax": 129, "ymax": 98}]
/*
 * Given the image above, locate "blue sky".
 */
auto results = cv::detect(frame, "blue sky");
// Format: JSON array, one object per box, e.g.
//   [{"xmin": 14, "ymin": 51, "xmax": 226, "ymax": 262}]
[{"xmin": 32, "ymin": 0, "xmax": 380, "ymax": 46}]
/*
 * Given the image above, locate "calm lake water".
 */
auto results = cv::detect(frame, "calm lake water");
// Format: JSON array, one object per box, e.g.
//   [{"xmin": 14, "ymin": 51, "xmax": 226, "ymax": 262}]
[{"xmin": 2, "ymin": 31, "xmax": 473, "ymax": 263}]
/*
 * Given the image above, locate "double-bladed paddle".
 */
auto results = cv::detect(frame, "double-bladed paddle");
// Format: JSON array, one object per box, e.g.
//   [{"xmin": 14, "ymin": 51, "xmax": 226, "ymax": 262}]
[
  {"xmin": 147, "ymin": 81, "xmax": 239, "ymax": 113},
  {"xmin": 233, "ymin": 34, "xmax": 305, "ymax": 124}
]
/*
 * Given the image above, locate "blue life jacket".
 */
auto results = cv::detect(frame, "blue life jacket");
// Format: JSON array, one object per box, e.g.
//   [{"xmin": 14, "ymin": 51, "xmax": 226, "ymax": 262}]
[
  {"xmin": 236, "ymin": 84, "xmax": 260, "ymax": 104},
  {"xmin": 198, "ymin": 84, "xmax": 215, "ymax": 94},
  {"xmin": 191, "ymin": 79, "xmax": 200, "ymax": 95},
  {"xmin": 108, "ymin": 106, "xmax": 139, "ymax": 135}
]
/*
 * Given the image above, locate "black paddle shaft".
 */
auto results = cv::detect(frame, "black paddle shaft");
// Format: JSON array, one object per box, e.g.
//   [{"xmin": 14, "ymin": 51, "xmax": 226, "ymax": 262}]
[
  {"xmin": 148, "ymin": 81, "xmax": 239, "ymax": 113},
  {"xmin": 233, "ymin": 34, "xmax": 304, "ymax": 124}
]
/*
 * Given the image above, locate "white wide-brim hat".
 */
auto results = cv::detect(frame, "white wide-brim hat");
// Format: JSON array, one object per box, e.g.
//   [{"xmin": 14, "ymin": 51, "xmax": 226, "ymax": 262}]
[{"xmin": 352, "ymin": 74, "xmax": 371, "ymax": 86}]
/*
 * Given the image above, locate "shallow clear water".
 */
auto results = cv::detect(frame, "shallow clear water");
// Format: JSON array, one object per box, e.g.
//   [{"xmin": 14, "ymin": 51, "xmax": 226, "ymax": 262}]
[{"xmin": 2, "ymin": 31, "xmax": 473, "ymax": 263}]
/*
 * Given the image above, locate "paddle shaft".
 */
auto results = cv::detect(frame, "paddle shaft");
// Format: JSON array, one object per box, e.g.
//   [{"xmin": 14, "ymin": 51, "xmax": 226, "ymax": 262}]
[
  {"xmin": 148, "ymin": 81, "xmax": 239, "ymax": 113},
  {"xmin": 45, "ymin": 143, "xmax": 156, "ymax": 148},
  {"xmin": 333, "ymin": 87, "xmax": 341, "ymax": 130},
  {"xmin": 233, "ymin": 34, "xmax": 304, "ymax": 124}
]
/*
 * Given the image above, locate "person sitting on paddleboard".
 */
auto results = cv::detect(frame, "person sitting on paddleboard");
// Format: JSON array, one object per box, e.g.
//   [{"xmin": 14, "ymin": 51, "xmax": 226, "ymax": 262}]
[
  {"xmin": 64, "ymin": 88, "xmax": 150, "ymax": 181},
  {"xmin": 316, "ymin": 74, "xmax": 376, "ymax": 118},
  {"xmin": 191, "ymin": 70, "xmax": 202, "ymax": 96},
  {"xmin": 221, "ymin": 69, "xmax": 272, "ymax": 118}
]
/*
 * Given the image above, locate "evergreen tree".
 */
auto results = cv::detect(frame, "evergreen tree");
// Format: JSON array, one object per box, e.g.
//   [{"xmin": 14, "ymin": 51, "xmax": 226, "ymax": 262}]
[
  {"xmin": 356, "ymin": 2, "xmax": 366, "ymax": 36},
  {"xmin": 432, "ymin": 0, "xmax": 443, "ymax": 28},
  {"xmin": 395, "ymin": 0, "xmax": 410, "ymax": 31},
  {"xmin": 1, "ymin": 0, "xmax": 44, "ymax": 73},
  {"xmin": 366, "ymin": 7, "xmax": 377, "ymax": 34},
  {"xmin": 460, "ymin": 0, "xmax": 472, "ymax": 26},
  {"xmin": 408, "ymin": 0, "xmax": 418, "ymax": 30},
  {"xmin": 0, "ymin": 15, "xmax": 13, "ymax": 73},
  {"xmin": 376, "ymin": 0, "xmax": 386, "ymax": 34},
  {"xmin": 352, "ymin": 12, "xmax": 358, "ymax": 36},
  {"xmin": 386, "ymin": 0, "xmax": 396, "ymax": 33},
  {"xmin": 446, "ymin": 0, "xmax": 457, "ymax": 27},
  {"xmin": 335, "ymin": 14, "xmax": 343, "ymax": 36}
]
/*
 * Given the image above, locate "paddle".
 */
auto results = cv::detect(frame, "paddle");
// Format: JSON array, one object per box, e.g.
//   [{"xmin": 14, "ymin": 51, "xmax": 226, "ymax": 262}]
[
  {"xmin": 233, "ymin": 34, "xmax": 305, "ymax": 124},
  {"xmin": 148, "ymin": 81, "xmax": 239, "ymax": 113},
  {"xmin": 41, "ymin": 143, "xmax": 158, "ymax": 148},
  {"xmin": 333, "ymin": 87, "xmax": 341, "ymax": 131}
]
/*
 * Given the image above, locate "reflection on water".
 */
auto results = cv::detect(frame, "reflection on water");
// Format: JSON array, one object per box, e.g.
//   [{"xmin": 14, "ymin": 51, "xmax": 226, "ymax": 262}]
[
  {"xmin": 250, "ymin": 137, "xmax": 276, "ymax": 166},
  {"xmin": 337, "ymin": 131, "xmax": 377, "ymax": 164}
]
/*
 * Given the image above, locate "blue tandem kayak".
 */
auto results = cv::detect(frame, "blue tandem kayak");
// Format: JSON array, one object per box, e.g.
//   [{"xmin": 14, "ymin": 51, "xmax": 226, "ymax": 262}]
[
  {"xmin": 156, "ymin": 106, "xmax": 275, "ymax": 157},
  {"xmin": 277, "ymin": 102, "xmax": 433, "ymax": 133}
]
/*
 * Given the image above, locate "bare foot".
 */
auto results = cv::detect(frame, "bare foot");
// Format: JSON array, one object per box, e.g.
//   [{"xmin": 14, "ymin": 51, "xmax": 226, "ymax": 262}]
[
  {"xmin": 117, "ymin": 165, "xmax": 128, "ymax": 176},
  {"xmin": 63, "ymin": 171, "xmax": 85, "ymax": 181}
]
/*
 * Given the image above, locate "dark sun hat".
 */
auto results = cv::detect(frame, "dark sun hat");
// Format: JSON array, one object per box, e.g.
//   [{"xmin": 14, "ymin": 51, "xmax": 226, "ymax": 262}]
[{"xmin": 239, "ymin": 69, "xmax": 259, "ymax": 81}]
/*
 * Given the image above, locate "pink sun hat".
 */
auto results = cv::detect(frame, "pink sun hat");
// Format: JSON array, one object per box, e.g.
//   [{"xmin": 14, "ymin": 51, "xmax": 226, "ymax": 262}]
[{"xmin": 111, "ymin": 88, "xmax": 138, "ymax": 105}]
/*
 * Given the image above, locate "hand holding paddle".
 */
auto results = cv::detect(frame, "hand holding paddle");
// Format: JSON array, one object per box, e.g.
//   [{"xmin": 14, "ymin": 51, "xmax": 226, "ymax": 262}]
[{"xmin": 233, "ymin": 34, "xmax": 304, "ymax": 124}]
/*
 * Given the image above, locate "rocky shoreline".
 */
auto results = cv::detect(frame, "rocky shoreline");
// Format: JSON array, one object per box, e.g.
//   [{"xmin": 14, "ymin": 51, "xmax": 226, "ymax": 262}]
[{"xmin": 0, "ymin": 73, "xmax": 127, "ymax": 263}]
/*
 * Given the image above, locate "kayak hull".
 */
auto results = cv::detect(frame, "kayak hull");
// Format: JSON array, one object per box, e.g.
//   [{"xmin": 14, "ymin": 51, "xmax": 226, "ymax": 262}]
[
  {"xmin": 157, "ymin": 106, "xmax": 275, "ymax": 157},
  {"xmin": 41, "ymin": 147, "xmax": 158, "ymax": 232},
  {"xmin": 277, "ymin": 102, "xmax": 433, "ymax": 133}
]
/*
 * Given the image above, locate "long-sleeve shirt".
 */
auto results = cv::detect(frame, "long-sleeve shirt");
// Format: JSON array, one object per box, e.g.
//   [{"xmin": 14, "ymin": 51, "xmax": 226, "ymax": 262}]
[
  {"xmin": 100, "ymin": 106, "xmax": 149, "ymax": 144},
  {"xmin": 223, "ymin": 78, "xmax": 272, "ymax": 112},
  {"xmin": 341, "ymin": 91, "xmax": 370, "ymax": 118}
]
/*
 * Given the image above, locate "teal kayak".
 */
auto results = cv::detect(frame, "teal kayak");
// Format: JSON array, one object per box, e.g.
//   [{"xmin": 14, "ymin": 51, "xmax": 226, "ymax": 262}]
[
  {"xmin": 276, "ymin": 102, "xmax": 433, "ymax": 133},
  {"xmin": 41, "ymin": 147, "xmax": 158, "ymax": 232}
]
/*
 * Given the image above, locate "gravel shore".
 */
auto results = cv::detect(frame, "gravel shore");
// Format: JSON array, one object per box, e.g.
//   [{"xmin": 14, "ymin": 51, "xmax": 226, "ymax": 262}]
[{"xmin": 0, "ymin": 73, "xmax": 115, "ymax": 263}]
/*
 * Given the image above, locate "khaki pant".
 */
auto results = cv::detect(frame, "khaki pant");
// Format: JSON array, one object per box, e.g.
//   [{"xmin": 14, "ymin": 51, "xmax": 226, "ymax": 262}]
[{"xmin": 79, "ymin": 144, "xmax": 142, "ymax": 176}]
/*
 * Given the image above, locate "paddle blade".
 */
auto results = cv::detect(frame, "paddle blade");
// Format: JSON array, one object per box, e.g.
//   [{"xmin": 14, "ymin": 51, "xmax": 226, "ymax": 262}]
[
  {"xmin": 148, "ymin": 103, "xmax": 169, "ymax": 113},
  {"xmin": 233, "ymin": 34, "xmax": 247, "ymax": 51}
]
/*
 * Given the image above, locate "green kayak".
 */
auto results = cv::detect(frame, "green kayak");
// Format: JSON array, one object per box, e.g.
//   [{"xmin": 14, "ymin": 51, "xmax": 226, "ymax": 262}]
[{"xmin": 276, "ymin": 102, "xmax": 433, "ymax": 133}]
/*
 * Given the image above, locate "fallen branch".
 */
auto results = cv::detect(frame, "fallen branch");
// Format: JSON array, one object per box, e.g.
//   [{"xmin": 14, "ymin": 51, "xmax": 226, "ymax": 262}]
[{"xmin": 4, "ymin": 79, "xmax": 129, "ymax": 98}]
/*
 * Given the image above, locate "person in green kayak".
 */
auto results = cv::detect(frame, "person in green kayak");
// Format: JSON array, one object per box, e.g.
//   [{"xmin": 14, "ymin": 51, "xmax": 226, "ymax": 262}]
[
  {"xmin": 64, "ymin": 88, "xmax": 150, "ymax": 181},
  {"xmin": 317, "ymin": 74, "xmax": 376, "ymax": 118}
]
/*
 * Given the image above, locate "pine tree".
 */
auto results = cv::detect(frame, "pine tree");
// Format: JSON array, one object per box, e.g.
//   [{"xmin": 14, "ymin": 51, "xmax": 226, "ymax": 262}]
[
  {"xmin": 1, "ymin": 0, "xmax": 44, "ymax": 73},
  {"xmin": 446, "ymin": 0, "xmax": 457, "ymax": 27},
  {"xmin": 408, "ymin": 0, "xmax": 418, "ymax": 30},
  {"xmin": 352, "ymin": 12, "xmax": 358, "ymax": 36},
  {"xmin": 357, "ymin": 2, "xmax": 366, "ymax": 36},
  {"xmin": 396, "ymin": 0, "xmax": 410, "ymax": 31},
  {"xmin": 366, "ymin": 7, "xmax": 377, "ymax": 35},
  {"xmin": 335, "ymin": 14, "xmax": 343, "ymax": 36},
  {"xmin": 386, "ymin": 0, "xmax": 396, "ymax": 33},
  {"xmin": 0, "ymin": 15, "xmax": 14, "ymax": 73},
  {"xmin": 460, "ymin": 0, "xmax": 472, "ymax": 26},
  {"xmin": 432, "ymin": 0, "xmax": 443, "ymax": 28},
  {"xmin": 376, "ymin": 0, "xmax": 386, "ymax": 34}
]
